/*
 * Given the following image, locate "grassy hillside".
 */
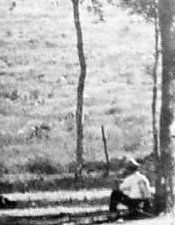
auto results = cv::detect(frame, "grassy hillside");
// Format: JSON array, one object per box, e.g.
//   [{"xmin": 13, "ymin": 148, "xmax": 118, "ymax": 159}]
[{"xmin": 0, "ymin": 0, "xmax": 156, "ymax": 175}]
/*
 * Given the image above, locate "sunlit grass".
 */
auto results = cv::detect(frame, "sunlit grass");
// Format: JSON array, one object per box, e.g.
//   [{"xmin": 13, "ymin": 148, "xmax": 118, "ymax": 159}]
[{"xmin": 0, "ymin": 0, "xmax": 156, "ymax": 175}]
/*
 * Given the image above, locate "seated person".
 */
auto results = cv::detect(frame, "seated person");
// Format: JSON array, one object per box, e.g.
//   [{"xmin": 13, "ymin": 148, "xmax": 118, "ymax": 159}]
[{"xmin": 109, "ymin": 158, "xmax": 152, "ymax": 217}]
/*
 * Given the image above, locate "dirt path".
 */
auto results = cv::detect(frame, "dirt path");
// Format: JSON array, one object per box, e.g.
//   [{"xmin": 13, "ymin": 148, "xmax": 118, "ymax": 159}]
[
  {"xmin": 1, "ymin": 214, "xmax": 174, "ymax": 225},
  {"xmin": 104, "ymin": 215, "xmax": 175, "ymax": 225},
  {"xmin": 4, "ymin": 188, "xmax": 111, "ymax": 202}
]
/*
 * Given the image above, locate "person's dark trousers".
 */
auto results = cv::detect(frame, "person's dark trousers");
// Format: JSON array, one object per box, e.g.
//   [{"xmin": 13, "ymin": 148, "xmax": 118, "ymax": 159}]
[
  {"xmin": 0, "ymin": 195, "xmax": 17, "ymax": 209},
  {"xmin": 109, "ymin": 190, "xmax": 151, "ymax": 213}
]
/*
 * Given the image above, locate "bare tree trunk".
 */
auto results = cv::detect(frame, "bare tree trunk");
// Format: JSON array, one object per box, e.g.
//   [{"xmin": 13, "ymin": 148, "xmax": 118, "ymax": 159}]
[
  {"xmin": 71, "ymin": 0, "xmax": 87, "ymax": 179},
  {"xmin": 152, "ymin": 2, "xmax": 160, "ymax": 159},
  {"xmin": 157, "ymin": 0, "xmax": 175, "ymax": 213},
  {"xmin": 101, "ymin": 126, "xmax": 110, "ymax": 176}
]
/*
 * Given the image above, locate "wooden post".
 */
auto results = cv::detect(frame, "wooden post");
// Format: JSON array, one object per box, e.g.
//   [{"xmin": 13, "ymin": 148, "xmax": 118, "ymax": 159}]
[{"xmin": 101, "ymin": 125, "xmax": 109, "ymax": 176}]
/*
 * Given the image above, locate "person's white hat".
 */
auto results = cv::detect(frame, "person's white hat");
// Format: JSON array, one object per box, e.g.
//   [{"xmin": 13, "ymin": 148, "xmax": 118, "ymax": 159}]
[{"xmin": 126, "ymin": 158, "xmax": 140, "ymax": 170}]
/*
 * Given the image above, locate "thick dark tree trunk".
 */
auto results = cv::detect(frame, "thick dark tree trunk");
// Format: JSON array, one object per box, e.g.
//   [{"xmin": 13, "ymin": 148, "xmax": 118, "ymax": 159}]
[
  {"xmin": 155, "ymin": 0, "xmax": 175, "ymax": 213},
  {"xmin": 152, "ymin": 3, "xmax": 164, "ymax": 215},
  {"xmin": 71, "ymin": 0, "xmax": 87, "ymax": 178}
]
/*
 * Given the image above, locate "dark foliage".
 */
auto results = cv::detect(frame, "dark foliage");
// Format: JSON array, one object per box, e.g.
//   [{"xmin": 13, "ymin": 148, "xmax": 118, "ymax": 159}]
[
  {"xmin": 26, "ymin": 157, "xmax": 64, "ymax": 174},
  {"xmin": 120, "ymin": 0, "xmax": 157, "ymax": 20}
]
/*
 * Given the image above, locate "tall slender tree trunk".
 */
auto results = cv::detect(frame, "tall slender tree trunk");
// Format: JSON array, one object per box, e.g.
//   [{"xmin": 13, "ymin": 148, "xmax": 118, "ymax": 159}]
[
  {"xmin": 71, "ymin": 0, "xmax": 87, "ymax": 178},
  {"xmin": 152, "ymin": 2, "xmax": 159, "ymax": 159},
  {"xmin": 156, "ymin": 0, "xmax": 175, "ymax": 213}
]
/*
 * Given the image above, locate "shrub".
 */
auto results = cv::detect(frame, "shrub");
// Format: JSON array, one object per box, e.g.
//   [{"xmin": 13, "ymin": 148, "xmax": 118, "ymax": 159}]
[
  {"xmin": 0, "ymin": 161, "xmax": 8, "ymax": 176},
  {"xmin": 105, "ymin": 106, "xmax": 122, "ymax": 115},
  {"xmin": 25, "ymin": 156, "xmax": 64, "ymax": 174}
]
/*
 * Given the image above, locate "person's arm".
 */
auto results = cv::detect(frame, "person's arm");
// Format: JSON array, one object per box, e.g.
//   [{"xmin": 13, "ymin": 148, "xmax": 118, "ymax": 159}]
[{"xmin": 138, "ymin": 177, "xmax": 151, "ymax": 198}]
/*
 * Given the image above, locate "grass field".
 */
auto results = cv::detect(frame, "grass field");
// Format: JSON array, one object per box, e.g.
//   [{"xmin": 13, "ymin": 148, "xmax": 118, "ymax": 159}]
[{"xmin": 0, "ymin": 0, "xmax": 158, "ymax": 186}]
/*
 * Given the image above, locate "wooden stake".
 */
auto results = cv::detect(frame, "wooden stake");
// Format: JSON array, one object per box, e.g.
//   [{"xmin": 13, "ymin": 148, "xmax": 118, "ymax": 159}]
[{"xmin": 101, "ymin": 125, "xmax": 109, "ymax": 176}]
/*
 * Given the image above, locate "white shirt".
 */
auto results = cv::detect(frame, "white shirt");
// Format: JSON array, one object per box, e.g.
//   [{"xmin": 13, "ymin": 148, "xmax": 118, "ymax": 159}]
[{"xmin": 119, "ymin": 171, "xmax": 151, "ymax": 199}]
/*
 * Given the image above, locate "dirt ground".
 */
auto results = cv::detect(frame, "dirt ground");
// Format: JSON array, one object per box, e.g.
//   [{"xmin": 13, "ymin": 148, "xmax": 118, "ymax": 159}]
[{"xmin": 0, "ymin": 188, "xmax": 174, "ymax": 225}]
